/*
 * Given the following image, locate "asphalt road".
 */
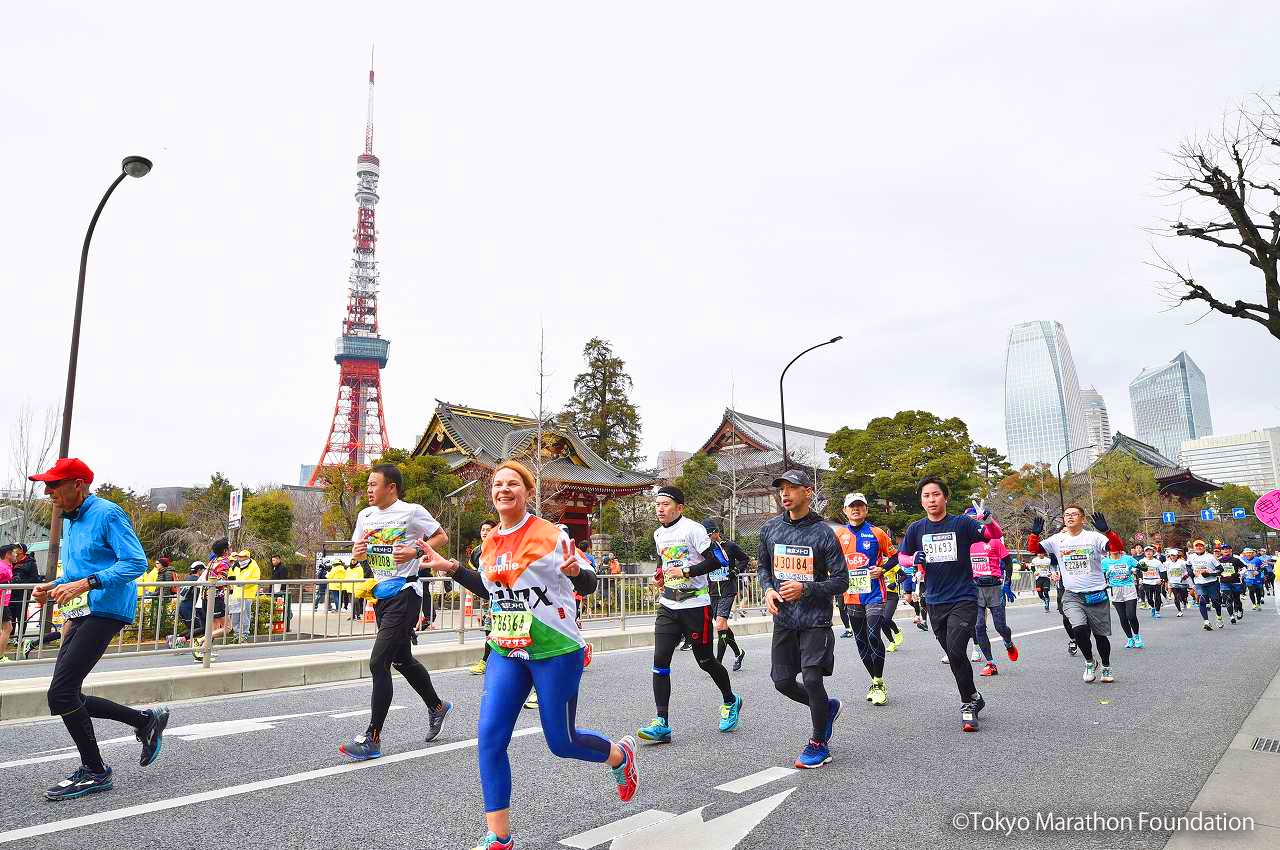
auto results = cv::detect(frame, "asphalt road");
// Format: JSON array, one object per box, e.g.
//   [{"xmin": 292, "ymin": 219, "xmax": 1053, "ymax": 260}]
[{"xmin": 1, "ymin": 601, "xmax": 1276, "ymax": 850}]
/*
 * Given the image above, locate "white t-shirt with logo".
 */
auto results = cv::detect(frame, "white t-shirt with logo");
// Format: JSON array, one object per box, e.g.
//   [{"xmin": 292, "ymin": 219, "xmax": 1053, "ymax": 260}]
[
  {"xmin": 1139, "ymin": 557, "xmax": 1165, "ymax": 585},
  {"xmin": 353, "ymin": 500, "xmax": 442, "ymax": 596},
  {"xmin": 1038, "ymin": 529, "xmax": 1109, "ymax": 593},
  {"xmin": 1188, "ymin": 552, "xmax": 1220, "ymax": 585},
  {"xmin": 653, "ymin": 516, "xmax": 712, "ymax": 610},
  {"xmin": 1165, "ymin": 558, "xmax": 1190, "ymax": 587}
]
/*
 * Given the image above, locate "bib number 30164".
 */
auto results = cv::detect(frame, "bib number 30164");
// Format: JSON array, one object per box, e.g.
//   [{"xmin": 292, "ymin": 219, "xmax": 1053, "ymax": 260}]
[{"xmin": 490, "ymin": 599, "xmax": 534, "ymax": 650}]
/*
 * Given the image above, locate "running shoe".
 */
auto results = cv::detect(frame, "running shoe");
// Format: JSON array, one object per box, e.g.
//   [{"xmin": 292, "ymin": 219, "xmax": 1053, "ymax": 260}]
[
  {"xmin": 424, "ymin": 701, "xmax": 452, "ymax": 743},
  {"xmin": 979, "ymin": 662, "xmax": 998, "ymax": 677},
  {"xmin": 840, "ymin": 629, "xmax": 853, "ymax": 638},
  {"xmin": 468, "ymin": 660, "xmax": 486, "ymax": 675},
  {"xmin": 961, "ymin": 701, "xmax": 980, "ymax": 732},
  {"xmin": 611, "ymin": 735, "xmax": 639, "ymax": 802},
  {"xmin": 1125, "ymin": 637, "xmax": 1135, "ymax": 649},
  {"xmin": 338, "ymin": 734, "xmax": 381, "ymax": 761},
  {"xmin": 1153, "ymin": 611, "xmax": 1161, "ymax": 619},
  {"xmin": 1151, "ymin": 608, "xmax": 1157, "ymax": 619},
  {"xmin": 679, "ymin": 640, "xmax": 692, "ymax": 652},
  {"xmin": 20, "ymin": 638, "xmax": 38, "ymax": 659},
  {"xmin": 794, "ymin": 738, "xmax": 832, "ymax": 769},
  {"xmin": 1068, "ymin": 641, "xmax": 1078, "ymax": 656},
  {"xmin": 1230, "ymin": 616, "xmax": 1237, "ymax": 625},
  {"xmin": 1005, "ymin": 643, "xmax": 1018, "ymax": 662},
  {"xmin": 1217, "ymin": 615, "xmax": 1224, "ymax": 629},
  {"xmin": 885, "ymin": 640, "xmax": 897, "ymax": 653},
  {"xmin": 1100, "ymin": 666, "xmax": 1115, "ymax": 683},
  {"xmin": 1177, "ymin": 611, "xmax": 1183, "ymax": 618},
  {"xmin": 732, "ymin": 650, "xmax": 745, "ymax": 672},
  {"xmin": 939, "ymin": 653, "xmax": 950, "ymax": 663},
  {"xmin": 137, "ymin": 707, "xmax": 169, "ymax": 767},
  {"xmin": 523, "ymin": 692, "xmax": 539, "ymax": 710},
  {"xmin": 824, "ymin": 698, "xmax": 842, "ymax": 742},
  {"xmin": 471, "ymin": 832, "xmax": 514, "ymax": 850},
  {"xmin": 637, "ymin": 717, "xmax": 672, "ymax": 744},
  {"xmin": 892, "ymin": 630, "xmax": 905, "ymax": 649},
  {"xmin": 45, "ymin": 765, "xmax": 113, "ymax": 801},
  {"xmin": 916, "ymin": 620, "xmax": 929, "ymax": 632},
  {"xmin": 719, "ymin": 695, "xmax": 743, "ymax": 733},
  {"xmin": 583, "ymin": 643, "xmax": 593, "ymax": 668},
  {"xmin": 1134, "ymin": 635, "xmax": 1144, "ymax": 649},
  {"xmin": 868, "ymin": 679, "xmax": 887, "ymax": 706},
  {"xmin": 1203, "ymin": 621, "xmax": 1213, "ymax": 631},
  {"xmin": 1083, "ymin": 661, "xmax": 1097, "ymax": 683},
  {"xmin": 969, "ymin": 647, "xmax": 983, "ymax": 662}
]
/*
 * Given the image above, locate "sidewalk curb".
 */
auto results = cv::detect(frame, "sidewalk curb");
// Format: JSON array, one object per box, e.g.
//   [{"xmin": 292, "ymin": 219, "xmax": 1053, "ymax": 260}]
[{"xmin": 0, "ymin": 617, "xmax": 776, "ymax": 722}]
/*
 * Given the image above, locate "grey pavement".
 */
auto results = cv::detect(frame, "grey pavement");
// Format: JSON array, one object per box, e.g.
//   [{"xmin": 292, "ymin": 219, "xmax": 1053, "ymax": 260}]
[{"xmin": 0, "ymin": 602, "xmax": 1276, "ymax": 849}]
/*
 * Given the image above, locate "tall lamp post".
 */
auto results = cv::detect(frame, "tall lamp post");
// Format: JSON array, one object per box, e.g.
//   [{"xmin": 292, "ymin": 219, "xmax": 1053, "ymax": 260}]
[
  {"xmin": 1056, "ymin": 445, "xmax": 1096, "ymax": 522},
  {"xmin": 156, "ymin": 503, "xmax": 168, "ymax": 553},
  {"xmin": 779, "ymin": 336, "xmax": 843, "ymax": 471},
  {"xmin": 46, "ymin": 156, "xmax": 154, "ymax": 572}
]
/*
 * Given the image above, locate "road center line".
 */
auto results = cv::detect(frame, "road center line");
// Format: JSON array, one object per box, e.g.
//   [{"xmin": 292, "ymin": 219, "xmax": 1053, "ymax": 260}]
[{"xmin": 0, "ymin": 727, "xmax": 544, "ymax": 845}]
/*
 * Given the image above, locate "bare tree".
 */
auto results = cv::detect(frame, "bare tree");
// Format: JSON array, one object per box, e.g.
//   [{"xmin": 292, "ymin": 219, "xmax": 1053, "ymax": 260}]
[
  {"xmin": 7, "ymin": 403, "xmax": 60, "ymax": 543},
  {"xmin": 1155, "ymin": 95, "xmax": 1280, "ymax": 341}
]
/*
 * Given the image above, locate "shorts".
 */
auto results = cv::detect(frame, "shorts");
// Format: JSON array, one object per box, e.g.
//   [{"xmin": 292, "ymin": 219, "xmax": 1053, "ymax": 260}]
[
  {"xmin": 655, "ymin": 603, "xmax": 713, "ymax": 647},
  {"xmin": 709, "ymin": 594, "xmax": 735, "ymax": 621},
  {"xmin": 1061, "ymin": 590, "xmax": 1111, "ymax": 636},
  {"xmin": 770, "ymin": 626, "xmax": 835, "ymax": 682},
  {"xmin": 1109, "ymin": 584, "xmax": 1137, "ymax": 603},
  {"xmin": 899, "ymin": 577, "xmax": 916, "ymax": 593},
  {"xmin": 975, "ymin": 585, "xmax": 1004, "ymax": 609},
  {"xmin": 374, "ymin": 586, "xmax": 423, "ymax": 641}
]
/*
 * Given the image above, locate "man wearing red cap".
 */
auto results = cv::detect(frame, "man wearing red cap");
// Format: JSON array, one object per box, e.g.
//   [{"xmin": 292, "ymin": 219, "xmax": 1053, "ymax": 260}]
[{"xmin": 29, "ymin": 458, "xmax": 169, "ymax": 800}]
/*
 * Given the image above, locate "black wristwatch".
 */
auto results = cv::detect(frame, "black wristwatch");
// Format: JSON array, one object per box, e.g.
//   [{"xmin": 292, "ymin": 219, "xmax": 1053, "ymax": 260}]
[
  {"xmin": 87, "ymin": 574, "xmax": 101, "ymax": 589},
  {"xmin": 414, "ymin": 545, "xmax": 427, "ymax": 560}
]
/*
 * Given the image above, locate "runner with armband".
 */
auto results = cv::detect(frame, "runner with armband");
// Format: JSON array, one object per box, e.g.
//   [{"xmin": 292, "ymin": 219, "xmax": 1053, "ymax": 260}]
[
  {"xmin": 1026, "ymin": 504, "xmax": 1124, "ymax": 685},
  {"xmin": 703, "ymin": 519, "xmax": 748, "ymax": 671},
  {"xmin": 964, "ymin": 501, "xmax": 1018, "ymax": 678}
]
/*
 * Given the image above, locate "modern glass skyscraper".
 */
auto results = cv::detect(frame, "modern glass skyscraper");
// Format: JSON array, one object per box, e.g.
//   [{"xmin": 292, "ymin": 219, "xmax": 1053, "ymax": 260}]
[
  {"xmin": 1129, "ymin": 351, "xmax": 1213, "ymax": 463},
  {"xmin": 1080, "ymin": 386, "xmax": 1111, "ymax": 463},
  {"xmin": 1004, "ymin": 321, "xmax": 1091, "ymax": 473}
]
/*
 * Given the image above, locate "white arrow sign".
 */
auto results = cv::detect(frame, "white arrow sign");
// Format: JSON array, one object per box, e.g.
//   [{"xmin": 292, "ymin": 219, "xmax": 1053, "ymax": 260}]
[{"xmin": 562, "ymin": 788, "xmax": 795, "ymax": 850}]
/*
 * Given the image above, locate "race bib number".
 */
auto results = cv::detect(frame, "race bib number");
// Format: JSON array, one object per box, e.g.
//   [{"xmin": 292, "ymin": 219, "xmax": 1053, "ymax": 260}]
[
  {"xmin": 368, "ymin": 544, "xmax": 396, "ymax": 578},
  {"xmin": 1144, "ymin": 569, "xmax": 1159, "ymax": 580},
  {"xmin": 1221, "ymin": 563, "xmax": 1236, "ymax": 577},
  {"xmin": 847, "ymin": 568, "xmax": 872, "ymax": 595},
  {"xmin": 59, "ymin": 592, "xmax": 90, "ymax": 620},
  {"xmin": 1167, "ymin": 566, "xmax": 1185, "ymax": 582},
  {"xmin": 1061, "ymin": 548, "xmax": 1091, "ymax": 575},
  {"xmin": 971, "ymin": 553, "xmax": 1000, "ymax": 579},
  {"xmin": 921, "ymin": 533, "xmax": 957, "ymax": 563},
  {"xmin": 490, "ymin": 599, "xmax": 534, "ymax": 650},
  {"xmin": 773, "ymin": 545, "xmax": 814, "ymax": 583}
]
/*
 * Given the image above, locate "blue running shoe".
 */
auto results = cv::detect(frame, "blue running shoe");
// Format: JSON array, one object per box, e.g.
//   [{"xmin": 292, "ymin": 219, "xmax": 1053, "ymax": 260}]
[
  {"xmin": 1124, "ymin": 637, "xmax": 1135, "ymax": 649},
  {"xmin": 637, "ymin": 717, "xmax": 672, "ymax": 743},
  {"xmin": 794, "ymin": 739, "xmax": 831, "ymax": 769},
  {"xmin": 471, "ymin": 831, "xmax": 514, "ymax": 850},
  {"xmin": 338, "ymin": 734, "xmax": 382, "ymax": 761},
  {"xmin": 1134, "ymin": 634, "xmax": 1144, "ymax": 649},
  {"xmin": 824, "ymin": 698, "xmax": 842, "ymax": 743},
  {"xmin": 45, "ymin": 765, "xmax": 113, "ymax": 800},
  {"xmin": 138, "ymin": 706, "xmax": 169, "ymax": 767},
  {"xmin": 719, "ymin": 695, "xmax": 743, "ymax": 733}
]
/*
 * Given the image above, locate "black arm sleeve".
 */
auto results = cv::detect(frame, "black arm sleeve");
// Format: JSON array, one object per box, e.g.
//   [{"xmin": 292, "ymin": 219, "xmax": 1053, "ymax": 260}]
[
  {"xmin": 449, "ymin": 564, "xmax": 491, "ymax": 600},
  {"xmin": 686, "ymin": 546, "xmax": 723, "ymax": 578},
  {"xmin": 570, "ymin": 569, "xmax": 598, "ymax": 596}
]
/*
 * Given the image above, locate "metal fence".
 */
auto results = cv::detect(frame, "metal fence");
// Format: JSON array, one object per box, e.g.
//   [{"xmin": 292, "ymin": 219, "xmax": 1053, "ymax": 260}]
[{"xmin": 0, "ymin": 568, "xmax": 1046, "ymax": 668}]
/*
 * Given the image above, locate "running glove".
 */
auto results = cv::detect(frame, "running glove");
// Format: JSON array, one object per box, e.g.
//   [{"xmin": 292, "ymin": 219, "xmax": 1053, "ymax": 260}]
[
  {"xmin": 1091, "ymin": 512, "xmax": 1110, "ymax": 533},
  {"xmin": 1003, "ymin": 586, "xmax": 1016, "ymax": 604},
  {"xmin": 1029, "ymin": 513, "xmax": 1045, "ymax": 536}
]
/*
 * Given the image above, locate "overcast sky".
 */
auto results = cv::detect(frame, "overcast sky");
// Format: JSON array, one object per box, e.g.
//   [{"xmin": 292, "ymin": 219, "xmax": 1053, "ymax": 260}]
[{"xmin": 4, "ymin": 2, "xmax": 1279, "ymax": 493}]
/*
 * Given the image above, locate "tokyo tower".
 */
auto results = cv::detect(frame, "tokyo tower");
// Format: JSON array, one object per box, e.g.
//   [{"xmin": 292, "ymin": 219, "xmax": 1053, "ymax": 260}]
[{"xmin": 308, "ymin": 57, "xmax": 391, "ymax": 485}]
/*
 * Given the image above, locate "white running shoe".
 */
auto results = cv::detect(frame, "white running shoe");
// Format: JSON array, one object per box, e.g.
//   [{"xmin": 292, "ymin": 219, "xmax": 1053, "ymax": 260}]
[
  {"xmin": 1083, "ymin": 661, "xmax": 1097, "ymax": 683},
  {"xmin": 969, "ymin": 648, "xmax": 983, "ymax": 663},
  {"xmin": 939, "ymin": 653, "xmax": 950, "ymax": 664}
]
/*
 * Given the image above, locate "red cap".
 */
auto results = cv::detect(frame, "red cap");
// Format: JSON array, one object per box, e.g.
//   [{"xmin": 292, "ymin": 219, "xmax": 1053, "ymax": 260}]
[{"xmin": 28, "ymin": 458, "xmax": 95, "ymax": 485}]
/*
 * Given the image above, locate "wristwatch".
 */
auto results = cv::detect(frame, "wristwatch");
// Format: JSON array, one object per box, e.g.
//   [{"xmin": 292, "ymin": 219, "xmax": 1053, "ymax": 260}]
[
  {"xmin": 414, "ymin": 544, "xmax": 427, "ymax": 560},
  {"xmin": 87, "ymin": 574, "xmax": 101, "ymax": 589}
]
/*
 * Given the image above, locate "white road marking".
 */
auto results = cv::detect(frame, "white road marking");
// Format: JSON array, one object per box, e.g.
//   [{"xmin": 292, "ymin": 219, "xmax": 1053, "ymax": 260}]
[
  {"xmin": 1010, "ymin": 626, "xmax": 1062, "ymax": 639},
  {"xmin": 714, "ymin": 766, "xmax": 796, "ymax": 794},
  {"xmin": 328, "ymin": 705, "xmax": 403, "ymax": 719},
  {"xmin": 0, "ymin": 727, "xmax": 544, "ymax": 846},
  {"xmin": 561, "ymin": 811, "xmax": 677, "ymax": 849},
  {"xmin": 613, "ymin": 788, "xmax": 796, "ymax": 849}
]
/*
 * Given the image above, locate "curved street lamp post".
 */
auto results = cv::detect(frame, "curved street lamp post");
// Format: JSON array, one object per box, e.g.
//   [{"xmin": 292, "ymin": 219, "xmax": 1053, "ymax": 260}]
[
  {"xmin": 1056, "ymin": 444, "xmax": 1096, "ymax": 522},
  {"xmin": 779, "ymin": 336, "xmax": 843, "ymax": 472}
]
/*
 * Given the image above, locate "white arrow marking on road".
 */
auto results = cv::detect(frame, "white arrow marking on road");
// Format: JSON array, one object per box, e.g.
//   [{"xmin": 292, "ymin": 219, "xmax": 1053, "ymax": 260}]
[
  {"xmin": 714, "ymin": 766, "xmax": 796, "ymax": 794},
  {"xmin": 560, "ymin": 811, "xmax": 678, "ymax": 849},
  {"xmin": 610, "ymin": 788, "xmax": 796, "ymax": 850},
  {"xmin": 0, "ymin": 727, "xmax": 545, "ymax": 845}
]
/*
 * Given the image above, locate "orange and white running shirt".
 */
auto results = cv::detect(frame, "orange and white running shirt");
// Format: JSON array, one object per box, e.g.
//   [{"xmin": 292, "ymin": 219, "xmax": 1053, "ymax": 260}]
[{"xmin": 478, "ymin": 513, "xmax": 589, "ymax": 661}]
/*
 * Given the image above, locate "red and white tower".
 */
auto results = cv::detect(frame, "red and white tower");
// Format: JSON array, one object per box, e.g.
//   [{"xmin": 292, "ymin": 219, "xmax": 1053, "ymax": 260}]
[{"xmin": 308, "ymin": 60, "xmax": 391, "ymax": 485}]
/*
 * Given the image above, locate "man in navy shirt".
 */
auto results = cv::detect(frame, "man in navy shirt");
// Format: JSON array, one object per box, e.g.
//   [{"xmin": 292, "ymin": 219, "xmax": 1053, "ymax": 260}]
[{"xmin": 898, "ymin": 476, "xmax": 999, "ymax": 733}]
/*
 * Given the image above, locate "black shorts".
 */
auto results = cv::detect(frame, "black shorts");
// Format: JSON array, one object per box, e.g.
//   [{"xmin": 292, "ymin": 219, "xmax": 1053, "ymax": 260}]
[
  {"xmin": 709, "ymin": 594, "xmax": 735, "ymax": 620},
  {"xmin": 770, "ymin": 626, "xmax": 835, "ymax": 682},
  {"xmin": 375, "ymin": 586, "xmax": 422, "ymax": 641},
  {"xmin": 655, "ymin": 604, "xmax": 713, "ymax": 647}
]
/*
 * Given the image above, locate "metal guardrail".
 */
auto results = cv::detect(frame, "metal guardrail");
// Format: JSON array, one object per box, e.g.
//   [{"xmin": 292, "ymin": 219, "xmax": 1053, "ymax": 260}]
[{"xmin": 0, "ymin": 568, "xmax": 1045, "ymax": 668}]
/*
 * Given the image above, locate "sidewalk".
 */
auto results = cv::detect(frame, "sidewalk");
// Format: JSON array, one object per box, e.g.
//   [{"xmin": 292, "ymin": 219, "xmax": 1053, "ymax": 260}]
[
  {"xmin": 1165, "ymin": 651, "xmax": 1280, "ymax": 849},
  {"xmin": 0, "ymin": 616, "xmax": 777, "ymax": 722}
]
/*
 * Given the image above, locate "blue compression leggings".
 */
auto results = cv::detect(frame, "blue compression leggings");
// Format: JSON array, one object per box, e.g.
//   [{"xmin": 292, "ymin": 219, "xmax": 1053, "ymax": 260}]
[{"xmin": 478, "ymin": 647, "xmax": 611, "ymax": 812}]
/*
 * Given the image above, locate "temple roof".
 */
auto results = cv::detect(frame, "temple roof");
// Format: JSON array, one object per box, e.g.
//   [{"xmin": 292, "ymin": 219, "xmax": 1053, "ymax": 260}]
[
  {"xmin": 699, "ymin": 408, "xmax": 833, "ymax": 471},
  {"xmin": 1101, "ymin": 433, "xmax": 1220, "ymax": 498},
  {"xmin": 412, "ymin": 402, "xmax": 656, "ymax": 492}
]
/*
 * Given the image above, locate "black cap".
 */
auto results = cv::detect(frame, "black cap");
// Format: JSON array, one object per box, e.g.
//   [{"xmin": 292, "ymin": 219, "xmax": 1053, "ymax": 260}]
[
  {"xmin": 772, "ymin": 469, "xmax": 813, "ymax": 489},
  {"xmin": 656, "ymin": 485, "xmax": 685, "ymax": 505},
  {"xmin": 702, "ymin": 519, "xmax": 720, "ymax": 533}
]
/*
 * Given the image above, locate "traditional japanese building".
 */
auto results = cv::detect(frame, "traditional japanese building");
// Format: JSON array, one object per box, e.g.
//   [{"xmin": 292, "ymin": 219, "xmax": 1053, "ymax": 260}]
[
  {"xmin": 411, "ymin": 402, "xmax": 656, "ymax": 542},
  {"xmin": 1100, "ymin": 433, "xmax": 1220, "ymax": 501},
  {"xmin": 693, "ymin": 409, "xmax": 834, "ymax": 535}
]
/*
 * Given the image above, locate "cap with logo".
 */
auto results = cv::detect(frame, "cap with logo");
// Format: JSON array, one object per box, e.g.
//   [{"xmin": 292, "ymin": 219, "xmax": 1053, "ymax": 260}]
[
  {"xmin": 656, "ymin": 486, "xmax": 685, "ymax": 505},
  {"xmin": 772, "ymin": 469, "xmax": 813, "ymax": 489},
  {"xmin": 843, "ymin": 492, "xmax": 869, "ymax": 508}
]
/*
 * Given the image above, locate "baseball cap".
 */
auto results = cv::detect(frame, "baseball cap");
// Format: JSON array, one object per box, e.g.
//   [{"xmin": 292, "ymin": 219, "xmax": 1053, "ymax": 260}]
[
  {"xmin": 235, "ymin": 549, "xmax": 252, "ymax": 559},
  {"xmin": 29, "ymin": 457, "xmax": 95, "ymax": 485},
  {"xmin": 772, "ymin": 469, "xmax": 813, "ymax": 489},
  {"xmin": 701, "ymin": 519, "xmax": 721, "ymax": 533},
  {"xmin": 843, "ymin": 492, "xmax": 869, "ymax": 508}
]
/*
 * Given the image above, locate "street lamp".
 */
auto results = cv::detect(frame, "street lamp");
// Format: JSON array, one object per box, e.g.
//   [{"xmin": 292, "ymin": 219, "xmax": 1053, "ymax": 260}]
[
  {"xmin": 1056, "ymin": 445, "xmax": 1096, "ymax": 521},
  {"xmin": 46, "ymin": 156, "xmax": 153, "ymax": 571},
  {"xmin": 157, "ymin": 503, "xmax": 167, "ymax": 551},
  {"xmin": 779, "ymin": 336, "xmax": 842, "ymax": 471}
]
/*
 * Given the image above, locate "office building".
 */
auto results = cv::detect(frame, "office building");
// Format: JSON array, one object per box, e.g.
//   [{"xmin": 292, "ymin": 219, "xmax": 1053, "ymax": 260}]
[
  {"xmin": 1080, "ymin": 386, "xmax": 1111, "ymax": 463},
  {"xmin": 1003, "ymin": 321, "xmax": 1090, "ymax": 473},
  {"xmin": 1129, "ymin": 351, "xmax": 1212, "ymax": 463},
  {"xmin": 1180, "ymin": 428, "xmax": 1280, "ymax": 495}
]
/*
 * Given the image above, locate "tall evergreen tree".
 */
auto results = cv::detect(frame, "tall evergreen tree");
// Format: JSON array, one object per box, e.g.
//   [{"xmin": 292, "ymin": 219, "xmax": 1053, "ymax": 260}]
[{"xmin": 559, "ymin": 337, "xmax": 643, "ymax": 469}]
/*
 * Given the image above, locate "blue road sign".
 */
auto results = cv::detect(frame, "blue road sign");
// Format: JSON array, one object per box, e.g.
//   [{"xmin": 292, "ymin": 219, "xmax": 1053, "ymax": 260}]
[
  {"xmin": 1201, "ymin": 508, "xmax": 1217, "ymax": 521},
  {"xmin": 1232, "ymin": 507, "xmax": 1248, "ymax": 520},
  {"xmin": 1162, "ymin": 511, "xmax": 1177, "ymax": 525}
]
